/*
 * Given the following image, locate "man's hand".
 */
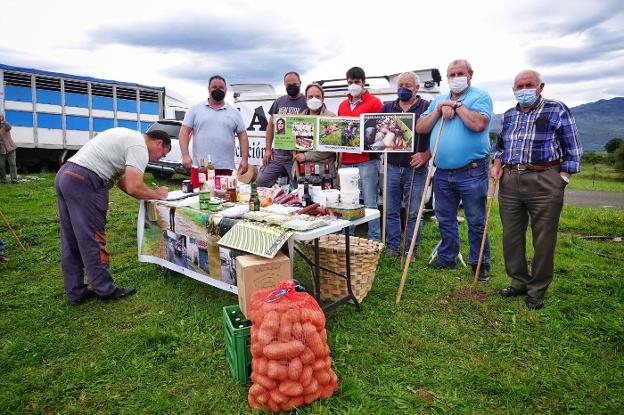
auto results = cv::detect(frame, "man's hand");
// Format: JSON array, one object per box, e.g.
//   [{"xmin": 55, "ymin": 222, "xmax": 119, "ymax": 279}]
[
  {"xmin": 410, "ymin": 151, "xmax": 430, "ymax": 168},
  {"xmin": 490, "ymin": 160, "xmax": 503, "ymax": 180},
  {"xmin": 182, "ymin": 155, "xmax": 193, "ymax": 169},
  {"xmin": 156, "ymin": 186, "xmax": 169, "ymax": 199},
  {"xmin": 238, "ymin": 159, "xmax": 249, "ymax": 175},
  {"xmin": 294, "ymin": 153, "xmax": 306, "ymax": 163},
  {"xmin": 262, "ymin": 149, "xmax": 273, "ymax": 165},
  {"xmin": 441, "ymin": 106, "xmax": 456, "ymax": 120}
]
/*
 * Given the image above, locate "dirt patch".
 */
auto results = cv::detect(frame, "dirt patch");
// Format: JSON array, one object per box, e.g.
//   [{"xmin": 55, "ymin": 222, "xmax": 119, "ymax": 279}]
[
  {"xmin": 416, "ymin": 389, "xmax": 435, "ymax": 402},
  {"xmin": 452, "ymin": 287, "xmax": 487, "ymax": 302}
]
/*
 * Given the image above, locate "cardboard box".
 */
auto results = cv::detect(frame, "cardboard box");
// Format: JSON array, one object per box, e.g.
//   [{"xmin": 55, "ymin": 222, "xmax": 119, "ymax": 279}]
[{"xmin": 236, "ymin": 252, "xmax": 292, "ymax": 318}]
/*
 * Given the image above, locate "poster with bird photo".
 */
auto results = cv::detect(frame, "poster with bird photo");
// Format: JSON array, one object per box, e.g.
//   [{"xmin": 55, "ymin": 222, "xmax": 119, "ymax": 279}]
[
  {"xmin": 361, "ymin": 113, "xmax": 415, "ymax": 152},
  {"xmin": 272, "ymin": 115, "xmax": 317, "ymax": 151}
]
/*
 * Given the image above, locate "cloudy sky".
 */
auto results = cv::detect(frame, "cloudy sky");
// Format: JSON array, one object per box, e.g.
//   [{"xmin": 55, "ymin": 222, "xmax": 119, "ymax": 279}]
[{"xmin": 1, "ymin": 0, "xmax": 622, "ymax": 112}]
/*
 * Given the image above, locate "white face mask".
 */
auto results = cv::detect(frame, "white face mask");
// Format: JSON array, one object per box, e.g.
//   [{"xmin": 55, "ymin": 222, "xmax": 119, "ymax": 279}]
[
  {"xmin": 348, "ymin": 83, "xmax": 363, "ymax": 97},
  {"xmin": 307, "ymin": 97, "xmax": 323, "ymax": 111},
  {"xmin": 448, "ymin": 76, "xmax": 468, "ymax": 94}
]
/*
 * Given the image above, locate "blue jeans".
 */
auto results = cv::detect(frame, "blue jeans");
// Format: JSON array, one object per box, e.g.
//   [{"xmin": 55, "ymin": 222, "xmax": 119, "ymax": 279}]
[
  {"xmin": 386, "ymin": 164, "xmax": 427, "ymax": 253},
  {"xmin": 433, "ymin": 158, "xmax": 490, "ymax": 268},
  {"xmin": 346, "ymin": 159, "xmax": 380, "ymax": 240},
  {"xmin": 0, "ymin": 237, "xmax": 4, "ymax": 255}
]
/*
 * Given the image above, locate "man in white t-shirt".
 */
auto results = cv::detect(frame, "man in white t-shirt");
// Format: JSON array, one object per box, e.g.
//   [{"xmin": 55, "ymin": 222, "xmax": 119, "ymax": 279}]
[{"xmin": 55, "ymin": 127, "xmax": 171, "ymax": 305}]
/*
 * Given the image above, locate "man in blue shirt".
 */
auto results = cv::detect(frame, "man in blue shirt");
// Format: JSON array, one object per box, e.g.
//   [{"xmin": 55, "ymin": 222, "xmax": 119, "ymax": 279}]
[
  {"xmin": 491, "ymin": 69, "xmax": 582, "ymax": 310},
  {"xmin": 417, "ymin": 59, "xmax": 493, "ymax": 281}
]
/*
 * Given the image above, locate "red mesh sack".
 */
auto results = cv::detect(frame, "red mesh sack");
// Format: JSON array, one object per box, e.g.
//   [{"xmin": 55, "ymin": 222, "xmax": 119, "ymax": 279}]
[{"xmin": 247, "ymin": 280, "xmax": 339, "ymax": 412}]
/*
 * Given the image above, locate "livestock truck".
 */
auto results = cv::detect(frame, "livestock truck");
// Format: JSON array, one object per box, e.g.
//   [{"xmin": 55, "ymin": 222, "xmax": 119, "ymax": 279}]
[{"xmin": 0, "ymin": 63, "xmax": 189, "ymax": 170}]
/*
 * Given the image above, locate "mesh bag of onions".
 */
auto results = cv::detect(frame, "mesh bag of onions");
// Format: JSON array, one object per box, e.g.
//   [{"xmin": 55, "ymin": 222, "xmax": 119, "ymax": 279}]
[{"xmin": 247, "ymin": 280, "xmax": 339, "ymax": 412}]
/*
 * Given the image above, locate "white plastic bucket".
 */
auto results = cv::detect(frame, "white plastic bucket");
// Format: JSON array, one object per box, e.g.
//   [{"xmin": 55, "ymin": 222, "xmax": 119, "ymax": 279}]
[
  {"xmin": 338, "ymin": 167, "xmax": 360, "ymax": 192},
  {"xmin": 322, "ymin": 189, "xmax": 340, "ymax": 205},
  {"xmin": 340, "ymin": 190, "xmax": 360, "ymax": 205}
]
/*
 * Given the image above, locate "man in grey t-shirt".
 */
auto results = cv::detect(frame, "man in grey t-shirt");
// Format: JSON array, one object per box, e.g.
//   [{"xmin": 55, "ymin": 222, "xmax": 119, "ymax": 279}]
[
  {"xmin": 256, "ymin": 71, "xmax": 307, "ymax": 188},
  {"xmin": 179, "ymin": 75, "xmax": 249, "ymax": 184},
  {"xmin": 55, "ymin": 128, "xmax": 171, "ymax": 305}
]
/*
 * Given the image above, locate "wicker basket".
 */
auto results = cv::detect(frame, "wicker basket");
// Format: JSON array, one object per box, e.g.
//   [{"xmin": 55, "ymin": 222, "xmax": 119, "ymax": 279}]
[{"xmin": 310, "ymin": 234, "xmax": 384, "ymax": 302}]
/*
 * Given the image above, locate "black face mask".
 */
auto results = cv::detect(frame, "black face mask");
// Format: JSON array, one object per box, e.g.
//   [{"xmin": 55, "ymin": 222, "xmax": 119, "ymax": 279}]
[
  {"xmin": 211, "ymin": 89, "xmax": 225, "ymax": 102},
  {"xmin": 286, "ymin": 84, "xmax": 300, "ymax": 97}
]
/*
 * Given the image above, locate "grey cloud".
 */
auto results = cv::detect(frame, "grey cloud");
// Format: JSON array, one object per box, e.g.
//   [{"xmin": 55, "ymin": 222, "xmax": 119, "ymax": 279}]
[
  {"xmin": 90, "ymin": 19, "xmax": 311, "ymax": 54},
  {"xmin": 88, "ymin": 17, "xmax": 323, "ymax": 83},
  {"xmin": 512, "ymin": 0, "xmax": 623, "ymax": 37},
  {"xmin": 526, "ymin": 27, "xmax": 624, "ymax": 66},
  {"xmin": 166, "ymin": 55, "xmax": 305, "ymax": 84},
  {"xmin": 541, "ymin": 62, "xmax": 624, "ymax": 85}
]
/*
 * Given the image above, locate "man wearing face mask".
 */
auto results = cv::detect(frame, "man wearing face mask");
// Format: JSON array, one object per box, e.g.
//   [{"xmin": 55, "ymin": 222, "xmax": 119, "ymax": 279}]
[
  {"xmin": 338, "ymin": 66, "xmax": 383, "ymax": 241},
  {"xmin": 180, "ymin": 75, "xmax": 249, "ymax": 189},
  {"xmin": 417, "ymin": 59, "xmax": 493, "ymax": 281},
  {"xmin": 256, "ymin": 71, "xmax": 307, "ymax": 188},
  {"xmin": 491, "ymin": 69, "xmax": 582, "ymax": 310},
  {"xmin": 380, "ymin": 72, "xmax": 431, "ymax": 258}
]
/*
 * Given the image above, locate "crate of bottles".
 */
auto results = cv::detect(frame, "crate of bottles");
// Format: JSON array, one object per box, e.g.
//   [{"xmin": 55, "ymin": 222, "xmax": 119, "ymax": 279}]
[{"xmin": 223, "ymin": 304, "xmax": 252, "ymax": 384}]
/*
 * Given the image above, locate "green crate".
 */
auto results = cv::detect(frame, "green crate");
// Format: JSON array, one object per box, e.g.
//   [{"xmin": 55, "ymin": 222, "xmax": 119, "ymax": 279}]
[{"xmin": 223, "ymin": 304, "xmax": 252, "ymax": 384}]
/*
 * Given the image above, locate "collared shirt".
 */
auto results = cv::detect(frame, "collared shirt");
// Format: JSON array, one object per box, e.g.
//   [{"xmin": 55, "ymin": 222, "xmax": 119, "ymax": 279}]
[
  {"xmin": 494, "ymin": 97, "xmax": 582, "ymax": 173},
  {"xmin": 183, "ymin": 100, "xmax": 246, "ymax": 170},
  {"xmin": 381, "ymin": 97, "xmax": 431, "ymax": 168},
  {"xmin": 420, "ymin": 86, "xmax": 492, "ymax": 169}
]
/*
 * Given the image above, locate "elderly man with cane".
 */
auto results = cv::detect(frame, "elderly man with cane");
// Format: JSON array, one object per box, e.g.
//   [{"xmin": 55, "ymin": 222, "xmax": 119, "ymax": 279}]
[
  {"xmin": 416, "ymin": 58, "xmax": 493, "ymax": 281},
  {"xmin": 380, "ymin": 71, "xmax": 431, "ymax": 260},
  {"xmin": 491, "ymin": 69, "xmax": 582, "ymax": 310}
]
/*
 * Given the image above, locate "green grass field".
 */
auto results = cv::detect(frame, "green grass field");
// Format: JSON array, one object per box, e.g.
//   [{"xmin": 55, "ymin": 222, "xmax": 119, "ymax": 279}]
[
  {"xmin": 1, "ymin": 173, "xmax": 623, "ymax": 414},
  {"xmin": 568, "ymin": 163, "xmax": 624, "ymax": 192}
]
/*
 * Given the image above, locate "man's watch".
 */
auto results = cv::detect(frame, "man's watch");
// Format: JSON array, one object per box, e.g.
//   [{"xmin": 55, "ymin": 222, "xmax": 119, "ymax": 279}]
[{"xmin": 453, "ymin": 101, "xmax": 463, "ymax": 110}]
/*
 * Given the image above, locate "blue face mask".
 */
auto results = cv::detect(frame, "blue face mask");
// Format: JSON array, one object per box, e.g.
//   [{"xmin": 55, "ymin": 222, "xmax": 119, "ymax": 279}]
[
  {"xmin": 515, "ymin": 88, "xmax": 537, "ymax": 107},
  {"xmin": 397, "ymin": 87, "xmax": 413, "ymax": 102}
]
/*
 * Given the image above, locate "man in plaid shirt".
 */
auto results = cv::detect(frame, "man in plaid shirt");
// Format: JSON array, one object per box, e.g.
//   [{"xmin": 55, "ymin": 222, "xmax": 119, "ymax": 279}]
[{"xmin": 491, "ymin": 69, "xmax": 582, "ymax": 310}]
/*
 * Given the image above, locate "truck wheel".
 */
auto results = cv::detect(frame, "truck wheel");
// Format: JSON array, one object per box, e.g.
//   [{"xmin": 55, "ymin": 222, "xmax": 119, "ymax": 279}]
[{"xmin": 152, "ymin": 171, "xmax": 174, "ymax": 180}]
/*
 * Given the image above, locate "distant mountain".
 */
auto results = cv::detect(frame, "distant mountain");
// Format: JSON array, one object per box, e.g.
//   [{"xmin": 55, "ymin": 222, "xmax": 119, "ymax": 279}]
[{"xmin": 489, "ymin": 97, "xmax": 624, "ymax": 152}]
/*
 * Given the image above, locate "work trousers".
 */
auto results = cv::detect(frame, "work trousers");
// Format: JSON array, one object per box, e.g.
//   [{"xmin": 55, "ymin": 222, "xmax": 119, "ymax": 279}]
[
  {"xmin": 498, "ymin": 167, "xmax": 565, "ymax": 299},
  {"xmin": 0, "ymin": 149, "xmax": 17, "ymax": 182},
  {"xmin": 55, "ymin": 162, "xmax": 116, "ymax": 301}
]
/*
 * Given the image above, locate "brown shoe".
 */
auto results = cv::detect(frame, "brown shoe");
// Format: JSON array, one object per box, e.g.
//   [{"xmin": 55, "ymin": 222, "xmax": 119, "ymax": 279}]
[{"xmin": 0, "ymin": 255, "xmax": 9, "ymax": 262}]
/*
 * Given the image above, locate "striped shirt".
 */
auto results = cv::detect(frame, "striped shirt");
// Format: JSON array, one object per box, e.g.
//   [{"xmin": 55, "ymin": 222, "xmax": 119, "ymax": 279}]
[{"xmin": 494, "ymin": 97, "xmax": 582, "ymax": 173}]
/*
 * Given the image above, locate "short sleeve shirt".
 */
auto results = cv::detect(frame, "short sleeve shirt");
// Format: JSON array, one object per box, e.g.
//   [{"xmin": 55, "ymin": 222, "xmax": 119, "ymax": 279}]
[
  {"xmin": 183, "ymin": 101, "xmax": 246, "ymax": 170},
  {"xmin": 420, "ymin": 86, "xmax": 493, "ymax": 169},
  {"xmin": 268, "ymin": 95, "xmax": 307, "ymax": 117},
  {"xmin": 68, "ymin": 127, "xmax": 148, "ymax": 184}
]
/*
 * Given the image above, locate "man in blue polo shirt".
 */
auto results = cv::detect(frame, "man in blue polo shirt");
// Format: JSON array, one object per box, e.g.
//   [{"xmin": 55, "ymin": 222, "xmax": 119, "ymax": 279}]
[
  {"xmin": 180, "ymin": 75, "xmax": 249, "ymax": 182},
  {"xmin": 417, "ymin": 59, "xmax": 493, "ymax": 281}
]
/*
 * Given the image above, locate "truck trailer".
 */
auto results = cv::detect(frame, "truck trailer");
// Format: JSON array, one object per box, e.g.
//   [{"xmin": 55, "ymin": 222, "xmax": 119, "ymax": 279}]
[{"xmin": 0, "ymin": 63, "xmax": 188, "ymax": 170}]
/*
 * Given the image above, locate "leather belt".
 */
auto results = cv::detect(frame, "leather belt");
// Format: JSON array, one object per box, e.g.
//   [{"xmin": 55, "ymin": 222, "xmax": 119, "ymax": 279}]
[
  {"xmin": 437, "ymin": 157, "xmax": 487, "ymax": 173},
  {"xmin": 505, "ymin": 160, "xmax": 560, "ymax": 171}
]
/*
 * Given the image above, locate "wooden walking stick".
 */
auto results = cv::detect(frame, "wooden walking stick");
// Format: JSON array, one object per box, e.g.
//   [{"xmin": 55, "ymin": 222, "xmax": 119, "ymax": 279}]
[
  {"xmin": 0, "ymin": 209, "xmax": 27, "ymax": 251},
  {"xmin": 472, "ymin": 178, "xmax": 498, "ymax": 290},
  {"xmin": 396, "ymin": 119, "xmax": 445, "ymax": 304},
  {"xmin": 382, "ymin": 152, "xmax": 389, "ymax": 244}
]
